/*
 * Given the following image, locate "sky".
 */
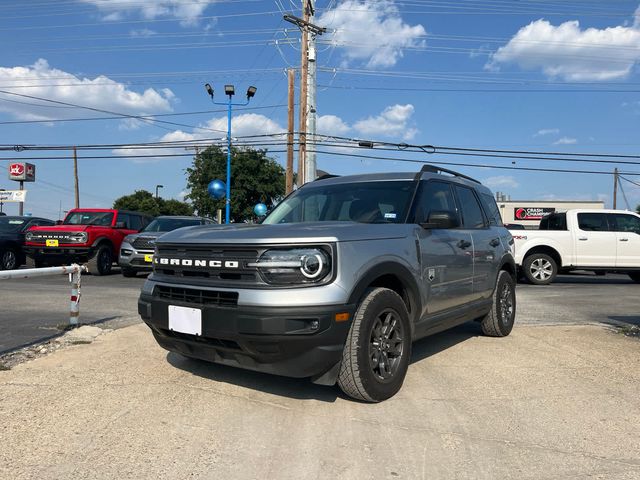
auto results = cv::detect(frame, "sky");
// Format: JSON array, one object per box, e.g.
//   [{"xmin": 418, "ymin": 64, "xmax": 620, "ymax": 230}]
[{"xmin": 1, "ymin": 0, "xmax": 640, "ymax": 218}]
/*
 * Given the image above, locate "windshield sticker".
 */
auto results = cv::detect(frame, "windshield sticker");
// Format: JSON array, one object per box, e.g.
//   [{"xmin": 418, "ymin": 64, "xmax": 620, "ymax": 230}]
[
  {"xmin": 8, "ymin": 220, "xmax": 24, "ymax": 224},
  {"xmin": 384, "ymin": 213, "xmax": 397, "ymax": 219}
]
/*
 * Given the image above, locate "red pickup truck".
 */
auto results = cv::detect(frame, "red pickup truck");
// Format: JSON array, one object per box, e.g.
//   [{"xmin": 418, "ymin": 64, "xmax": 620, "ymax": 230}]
[{"xmin": 23, "ymin": 209, "xmax": 153, "ymax": 275}]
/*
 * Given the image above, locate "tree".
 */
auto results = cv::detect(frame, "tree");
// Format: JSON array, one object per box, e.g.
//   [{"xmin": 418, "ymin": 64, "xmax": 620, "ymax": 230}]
[
  {"xmin": 637, "ymin": 204, "xmax": 640, "ymax": 214},
  {"xmin": 113, "ymin": 190, "xmax": 194, "ymax": 216},
  {"xmin": 185, "ymin": 146, "xmax": 285, "ymax": 222}
]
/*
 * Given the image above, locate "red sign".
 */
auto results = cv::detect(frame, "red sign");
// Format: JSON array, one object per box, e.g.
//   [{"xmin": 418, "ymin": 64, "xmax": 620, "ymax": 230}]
[
  {"xmin": 8, "ymin": 162, "xmax": 36, "ymax": 182},
  {"xmin": 514, "ymin": 207, "xmax": 555, "ymax": 221}
]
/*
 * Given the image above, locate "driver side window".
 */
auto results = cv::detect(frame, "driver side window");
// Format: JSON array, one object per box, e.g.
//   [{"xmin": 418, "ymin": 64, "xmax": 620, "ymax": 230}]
[{"xmin": 414, "ymin": 181, "xmax": 458, "ymax": 224}]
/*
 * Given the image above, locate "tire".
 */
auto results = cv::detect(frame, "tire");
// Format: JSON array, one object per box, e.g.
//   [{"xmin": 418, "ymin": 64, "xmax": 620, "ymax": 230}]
[
  {"xmin": 337, "ymin": 287, "xmax": 412, "ymax": 402},
  {"xmin": 0, "ymin": 249, "xmax": 17, "ymax": 270},
  {"xmin": 121, "ymin": 267, "xmax": 137, "ymax": 278},
  {"xmin": 88, "ymin": 245, "xmax": 113, "ymax": 276},
  {"xmin": 480, "ymin": 270, "xmax": 517, "ymax": 337},
  {"xmin": 523, "ymin": 253, "xmax": 557, "ymax": 285},
  {"xmin": 629, "ymin": 273, "xmax": 640, "ymax": 283}
]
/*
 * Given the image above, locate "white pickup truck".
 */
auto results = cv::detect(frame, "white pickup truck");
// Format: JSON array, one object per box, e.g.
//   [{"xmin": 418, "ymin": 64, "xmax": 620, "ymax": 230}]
[{"xmin": 510, "ymin": 209, "xmax": 640, "ymax": 285}]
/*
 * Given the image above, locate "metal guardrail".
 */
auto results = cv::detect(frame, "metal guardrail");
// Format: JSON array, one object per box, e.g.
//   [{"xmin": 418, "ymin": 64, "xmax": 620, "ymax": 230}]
[{"xmin": 0, "ymin": 264, "xmax": 87, "ymax": 326}]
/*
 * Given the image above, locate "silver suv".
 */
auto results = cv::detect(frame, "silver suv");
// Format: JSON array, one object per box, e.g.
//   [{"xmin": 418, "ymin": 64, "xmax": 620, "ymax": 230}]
[{"xmin": 138, "ymin": 166, "xmax": 516, "ymax": 401}]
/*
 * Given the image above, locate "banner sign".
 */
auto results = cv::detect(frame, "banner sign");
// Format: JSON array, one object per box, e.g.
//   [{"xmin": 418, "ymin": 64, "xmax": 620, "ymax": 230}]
[
  {"xmin": 8, "ymin": 162, "xmax": 36, "ymax": 182},
  {"xmin": 514, "ymin": 207, "xmax": 555, "ymax": 221},
  {"xmin": 0, "ymin": 190, "xmax": 27, "ymax": 202}
]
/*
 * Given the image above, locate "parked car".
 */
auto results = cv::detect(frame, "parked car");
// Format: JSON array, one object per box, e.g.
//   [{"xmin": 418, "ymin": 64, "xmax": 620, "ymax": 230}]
[
  {"xmin": 23, "ymin": 209, "xmax": 153, "ymax": 275},
  {"xmin": 119, "ymin": 216, "xmax": 215, "ymax": 277},
  {"xmin": 504, "ymin": 223, "xmax": 526, "ymax": 230},
  {"xmin": 0, "ymin": 216, "xmax": 55, "ymax": 270},
  {"xmin": 509, "ymin": 209, "xmax": 640, "ymax": 285},
  {"xmin": 138, "ymin": 165, "xmax": 516, "ymax": 402}
]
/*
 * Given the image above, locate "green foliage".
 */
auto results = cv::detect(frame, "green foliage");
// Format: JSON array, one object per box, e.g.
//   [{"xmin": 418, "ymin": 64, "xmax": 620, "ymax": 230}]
[
  {"xmin": 185, "ymin": 146, "xmax": 285, "ymax": 222},
  {"xmin": 637, "ymin": 204, "xmax": 640, "ymax": 214},
  {"xmin": 113, "ymin": 190, "xmax": 194, "ymax": 216}
]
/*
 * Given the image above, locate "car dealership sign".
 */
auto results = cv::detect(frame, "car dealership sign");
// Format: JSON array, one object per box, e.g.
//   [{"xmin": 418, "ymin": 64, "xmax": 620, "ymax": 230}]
[
  {"xmin": 8, "ymin": 162, "xmax": 36, "ymax": 182},
  {"xmin": 514, "ymin": 207, "xmax": 555, "ymax": 221},
  {"xmin": 0, "ymin": 190, "xmax": 27, "ymax": 202}
]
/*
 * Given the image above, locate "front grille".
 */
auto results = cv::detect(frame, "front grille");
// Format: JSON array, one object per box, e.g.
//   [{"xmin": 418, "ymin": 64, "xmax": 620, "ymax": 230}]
[
  {"xmin": 155, "ymin": 285, "xmax": 238, "ymax": 307},
  {"xmin": 132, "ymin": 237, "xmax": 156, "ymax": 250},
  {"xmin": 27, "ymin": 231, "xmax": 84, "ymax": 244}
]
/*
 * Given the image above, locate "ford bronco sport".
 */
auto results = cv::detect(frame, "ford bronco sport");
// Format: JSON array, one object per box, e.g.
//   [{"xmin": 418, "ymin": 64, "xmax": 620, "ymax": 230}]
[{"xmin": 138, "ymin": 166, "xmax": 516, "ymax": 401}]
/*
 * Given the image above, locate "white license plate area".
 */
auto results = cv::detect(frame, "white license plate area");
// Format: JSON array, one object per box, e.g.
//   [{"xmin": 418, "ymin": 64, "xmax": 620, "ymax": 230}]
[{"xmin": 168, "ymin": 305, "xmax": 202, "ymax": 336}]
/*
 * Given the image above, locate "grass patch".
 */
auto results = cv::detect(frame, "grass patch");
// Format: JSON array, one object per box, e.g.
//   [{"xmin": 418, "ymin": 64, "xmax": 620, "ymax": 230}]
[
  {"xmin": 618, "ymin": 325, "xmax": 640, "ymax": 339},
  {"xmin": 56, "ymin": 323, "xmax": 78, "ymax": 332},
  {"xmin": 0, "ymin": 363, "xmax": 10, "ymax": 371}
]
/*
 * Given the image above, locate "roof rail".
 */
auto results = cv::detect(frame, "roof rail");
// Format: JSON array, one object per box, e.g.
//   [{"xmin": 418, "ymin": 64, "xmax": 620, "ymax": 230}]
[
  {"xmin": 418, "ymin": 164, "xmax": 481, "ymax": 184},
  {"xmin": 314, "ymin": 173, "xmax": 340, "ymax": 181}
]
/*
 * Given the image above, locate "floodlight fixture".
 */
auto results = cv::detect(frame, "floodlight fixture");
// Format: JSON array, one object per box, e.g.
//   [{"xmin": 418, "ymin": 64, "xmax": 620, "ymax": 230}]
[
  {"xmin": 246, "ymin": 86, "xmax": 257, "ymax": 99},
  {"xmin": 224, "ymin": 84, "xmax": 235, "ymax": 96},
  {"xmin": 204, "ymin": 83, "xmax": 214, "ymax": 98}
]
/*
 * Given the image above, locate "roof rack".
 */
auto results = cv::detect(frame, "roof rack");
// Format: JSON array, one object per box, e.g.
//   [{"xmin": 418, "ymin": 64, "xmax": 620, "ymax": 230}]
[{"xmin": 417, "ymin": 164, "xmax": 481, "ymax": 184}]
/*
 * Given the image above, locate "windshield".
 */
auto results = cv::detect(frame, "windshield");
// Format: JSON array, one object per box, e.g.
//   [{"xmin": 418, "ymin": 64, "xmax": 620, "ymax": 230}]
[
  {"xmin": 142, "ymin": 218, "xmax": 203, "ymax": 232},
  {"xmin": 64, "ymin": 211, "xmax": 114, "ymax": 226},
  {"xmin": 0, "ymin": 217, "xmax": 27, "ymax": 233},
  {"xmin": 263, "ymin": 181, "xmax": 414, "ymax": 225}
]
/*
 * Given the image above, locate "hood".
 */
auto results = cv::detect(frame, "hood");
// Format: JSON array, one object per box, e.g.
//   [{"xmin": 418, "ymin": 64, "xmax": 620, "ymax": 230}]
[
  {"xmin": 126, "ymin": 231, "xmax": 166, "ymax": 240},
  {"xmin": 27, "ymin": 224, "xmax": 92, "ymax": 232},
  {"xmin": 156, "ymin": 222, "xmax": 413, "ymax": 245}
]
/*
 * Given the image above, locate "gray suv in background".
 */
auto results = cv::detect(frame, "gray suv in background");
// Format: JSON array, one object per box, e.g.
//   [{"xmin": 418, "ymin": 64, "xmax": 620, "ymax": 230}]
[
  {"xmin": 119, "ymin": 216, "xmax": 213, "ymax": 277},
  {"xmin": 138, "ymin": 166, "xmax": 516, "ymax": 402}
]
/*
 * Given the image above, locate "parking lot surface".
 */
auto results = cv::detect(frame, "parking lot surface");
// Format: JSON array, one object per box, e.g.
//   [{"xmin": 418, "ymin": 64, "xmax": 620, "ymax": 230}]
[{"xmin": 1, "ymin": 272, "xmax": 639, "ymax": 479}]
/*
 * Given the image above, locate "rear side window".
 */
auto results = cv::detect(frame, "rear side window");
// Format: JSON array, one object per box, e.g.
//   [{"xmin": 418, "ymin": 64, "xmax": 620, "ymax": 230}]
[
  {"xmin": 577, "ymin": 213, "xmax": 608, "ymax": 232},
  {"xmin": 454, "ymin": 186, "xmax": 486, "ymax": 229},
  {"xmin": 129, "ymin": 215, "xmax": 143, "ymax": 231},
  {"xmin": 117, "ymin": 213, "xmax": 130, "ymax": 229},
  {"xmin": 540, "ymin": 213, "xmax": 567, "ymax": 231},
  {"xmin": 413, "ymin": 181, "xmax": 458, "ymax": 224},
  {"xmin": 479, "ymin": 193, "xmax": 503, "ymax": 226},
  {"xmin": 609, "ymin": 214, "xmax": 640, "ymax": 234}
]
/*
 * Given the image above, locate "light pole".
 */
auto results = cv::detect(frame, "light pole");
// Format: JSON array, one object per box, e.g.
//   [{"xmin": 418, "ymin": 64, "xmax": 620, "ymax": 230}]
[
  {"xmin": 204, "ymin": 83, "xmax": 257, "ymax": 224},
  {"xmin": 155, "ymin": 184, "xmax": 163, "ymax": 200}
]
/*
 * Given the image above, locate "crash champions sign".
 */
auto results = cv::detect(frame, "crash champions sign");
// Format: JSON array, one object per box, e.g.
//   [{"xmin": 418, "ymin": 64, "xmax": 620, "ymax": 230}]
[
  {"xmin": 8, "ymin": 162, "xmax": 36, "ymax": 182},
  {"xmin": 514, "ymin": 207, "xmax": 555, "ymax": 221}
]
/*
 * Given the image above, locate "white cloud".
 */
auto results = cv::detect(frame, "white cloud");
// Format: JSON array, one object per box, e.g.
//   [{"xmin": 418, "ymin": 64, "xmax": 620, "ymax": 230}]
[
  {"xmin": 487, "ymin": 17, "xmax": 640, "ymax": 81},
  {"xmin": 353, "ymin": 104, "xmax": 417, "ymax": 139},
  {"xmin": 80, "ymin": 0, "xmax": 214, "ymax": 26},
  {"xmin": 534, "ymin": 128, "xmax": 560, "ymax": 137},
  {"xmin": 553, "ymin": 136, "xmax": 578, "ymax": 145},
  {"xmin": 130, "ymin": 28, "xmax": 157, "ymax": 38},
  {"xmin": 0, "ymin": 59, "xmax": 174, "ymax": 122},
  {"xmin": 483, "ymin": 175, "xmax": 520, "ymax": 189},
  {"xmin": 318, "ymin": 0, "xmax": 426, "ymax": 68},
  {"xmin": 113, "ymin": 114, "xmax": 284, "ymax": 162},
  {"xmin": 317, "ymin": 115, "xmax": 351, "ymax": 136}
]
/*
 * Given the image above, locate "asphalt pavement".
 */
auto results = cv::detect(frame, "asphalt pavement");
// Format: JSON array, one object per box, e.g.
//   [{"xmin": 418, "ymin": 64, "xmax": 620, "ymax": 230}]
[{"xmin": 1, "ymin": 270, "xmax": 638, "ymax": 354}]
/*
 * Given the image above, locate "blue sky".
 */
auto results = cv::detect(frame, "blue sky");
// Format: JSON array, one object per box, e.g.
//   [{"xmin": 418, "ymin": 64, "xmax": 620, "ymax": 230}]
[{"xmin": 1, "ymin": 0, "xmax": 640, "ymax": 218}]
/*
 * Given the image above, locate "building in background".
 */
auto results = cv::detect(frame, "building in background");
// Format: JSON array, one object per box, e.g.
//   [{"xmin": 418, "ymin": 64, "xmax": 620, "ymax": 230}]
[{"xmin": 495, "ymin": 193, "xmax": 604, "ymax": 229}]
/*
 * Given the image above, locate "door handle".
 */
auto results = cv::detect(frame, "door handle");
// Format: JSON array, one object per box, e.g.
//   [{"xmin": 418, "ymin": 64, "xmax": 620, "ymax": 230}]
[
  {"xmin": 457, "ymin": 239, "xmax": 471, "ymax": 249},
  {"xmin": 620, "ymin": 238, "xmax": 629, "ymax": 242},
  {"xmin": 489, "ymin": 238, "xmax": 501, "ymax": 248},
  {"xmin": 578, "ymin": 237, "xmax": 588, "ymax": 241}
]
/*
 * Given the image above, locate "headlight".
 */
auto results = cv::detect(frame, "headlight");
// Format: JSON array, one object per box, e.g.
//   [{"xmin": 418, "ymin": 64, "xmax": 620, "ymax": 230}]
[
  {"xmin": 68, "ymin": 232, "xmax": 88, "ymax": 243},
  {"xmin": 123, "ymin": 235, "xmax": 135, "ymax": 244},
  {"xmin": 25, "ymin": 232, "xmax": 34, "ymax": 241},
  {"xmin": 249, "ymin": 248, "xmax": 332, "ymax": 285}
]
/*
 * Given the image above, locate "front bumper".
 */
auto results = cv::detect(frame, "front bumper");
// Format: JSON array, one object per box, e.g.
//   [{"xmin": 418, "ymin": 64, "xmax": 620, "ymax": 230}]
[
  {"xmin": 138, "ymin": 287, "xmax": 356, "ymax": 380},
  {"xmin": 23, "ymin": 245, "xmax": 95, "ymax": 262},
  {"xmin": 119, "ymin": 245, "xmax": 154, "ymax": 271}
]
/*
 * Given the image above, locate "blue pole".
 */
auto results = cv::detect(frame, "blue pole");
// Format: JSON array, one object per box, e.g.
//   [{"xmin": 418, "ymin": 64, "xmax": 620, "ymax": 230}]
[{"xmin": 226, "ymin": 94, "xmax": 232, "ymax": 224}]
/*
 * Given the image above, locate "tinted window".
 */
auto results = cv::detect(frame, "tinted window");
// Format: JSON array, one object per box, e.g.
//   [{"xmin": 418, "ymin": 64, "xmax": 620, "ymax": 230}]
[
  {"xmin": 143, "ymin": 218, "xmax": 207, "ymax": 232},
  {"xmin": 479, "ymin": 193, "xmax": 502, "ymax": 226},
  {"xmin": 577, "ymin": 213, "xmax": 608, "ymax": 232},
  {"xmin": 116, "ymin": 213, "xmax": 130, "ymax": 229},
  {"xmin": 64, "ymin": 211, "xmax": 114, "ymax": 226},
  {"xmin": 413, "ymin": 181, "xmax": 458, "ymax": 223},
  {"xmin": 129, "ymin": 215, "xmax": 143, "ymax": 231},
  {"xmin": 263, "ymin": 181, "xmax": 413, "ymax": 224},
  {"xmin": 539, "ymin": 213, "xmax": 567, "ymax": 231},
  {"xmin": 609, "ymin": 214, "xmax": 640, "ymax": 234},
  {"xmin": 0, "ymin": 217, "xmax": 27, "ymax": 232},
  {"xmin": 454, "ymin": 186, "xmax": 486, "ymax": 229}
]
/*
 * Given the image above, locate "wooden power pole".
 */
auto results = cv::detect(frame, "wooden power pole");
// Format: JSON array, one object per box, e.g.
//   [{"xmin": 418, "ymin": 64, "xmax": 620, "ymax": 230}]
[
  {"xmin": 296, "ymin": 1, "xmax": 310, "ymax": 187},
  {"xmin": 73, "ymin": 146, "xmax": 80, "ymax": 209},
  {"xmin": 613, "ymin": 168, "xmax": 618, "ymax": 209},
  {"xmin": 286, "ymin": 68, "xmax": 295, "ymax": 194}
]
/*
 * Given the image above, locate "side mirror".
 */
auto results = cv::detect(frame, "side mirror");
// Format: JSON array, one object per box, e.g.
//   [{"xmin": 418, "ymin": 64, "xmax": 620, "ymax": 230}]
[
  {"xmin": 56, "ymin": 220, "xmax": 63, "ymax": 225},
  {"xmin": 115, "ymin": 221, "xmax": 127, "ymax": 229},
  {"xmin": 421, "ymin": 210, "xmax": 460, "ymax": 229}
]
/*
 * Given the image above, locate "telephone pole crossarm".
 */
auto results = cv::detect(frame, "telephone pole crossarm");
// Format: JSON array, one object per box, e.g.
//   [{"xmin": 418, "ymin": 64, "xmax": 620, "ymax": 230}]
[{"xmin": 283, "ymin": 14, "xmax": 327, "ymax": 35}]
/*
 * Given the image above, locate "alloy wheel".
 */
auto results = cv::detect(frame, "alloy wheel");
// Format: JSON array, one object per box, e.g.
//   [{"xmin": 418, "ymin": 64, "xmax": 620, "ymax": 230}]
[
  {"xmin": 530, "ymin": 258, "xmax": 553, "ymax": 281},
  {"xmin": 368, "ymin": 309, "xmax": 404, "ymax": 382}
]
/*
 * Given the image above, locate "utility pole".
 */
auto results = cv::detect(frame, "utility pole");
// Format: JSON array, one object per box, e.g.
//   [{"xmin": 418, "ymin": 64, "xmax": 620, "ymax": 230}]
[
  {"xmin": 18, "ymin": 180, "xmax": 24, "ymax": 216},
  {"xmin": 286, "ymin": 68, "xmax": 295, "ymax": 194},
  {"xmin": 73, "ymin": 146, "xmax": 79, "ymax": 209},
  {"xmin": 284, "ymin": 5, "xmax": 326, "ymax": 186},
  {"xmin": 613, "ymin": 168, "xmax": 618, "ymax": 209}
]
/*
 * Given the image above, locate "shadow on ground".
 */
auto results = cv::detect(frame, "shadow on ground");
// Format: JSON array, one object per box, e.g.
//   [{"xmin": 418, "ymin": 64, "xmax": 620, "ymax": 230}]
[{"xmin": 166, "ymin": 322, "xmax": 482, "ymax": 402}]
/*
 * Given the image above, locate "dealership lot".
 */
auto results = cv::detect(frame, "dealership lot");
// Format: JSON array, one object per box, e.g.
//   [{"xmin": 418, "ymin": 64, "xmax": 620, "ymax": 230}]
[{"xmin": 0, "ymin": 273, "xmax": 639, "ymax": 479}]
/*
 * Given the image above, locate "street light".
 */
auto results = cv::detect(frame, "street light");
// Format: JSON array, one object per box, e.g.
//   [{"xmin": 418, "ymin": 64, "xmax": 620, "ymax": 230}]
[
  {"xmin": 155, "ymin": 184, "xmax": 163, "ymax": 200},
  {"xmin": 204, "ymin": 83, "xmax": 257, "ymax": 224}
]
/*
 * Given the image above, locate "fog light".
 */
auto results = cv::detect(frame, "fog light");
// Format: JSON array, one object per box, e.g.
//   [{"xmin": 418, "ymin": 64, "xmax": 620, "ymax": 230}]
[{"xmin": 310, "ymin": 320, "xmax": 319, "ymax": 330}]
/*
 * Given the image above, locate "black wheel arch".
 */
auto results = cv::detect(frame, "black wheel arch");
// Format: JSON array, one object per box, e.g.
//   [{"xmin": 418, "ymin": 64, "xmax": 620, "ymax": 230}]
[
  {"xmin": 91, "ymin": 238, "xmax": 115, "ymax": 255},
  {"xmin": 347, "ymin": 262, "xmax": 422, "ymax": 332}
]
